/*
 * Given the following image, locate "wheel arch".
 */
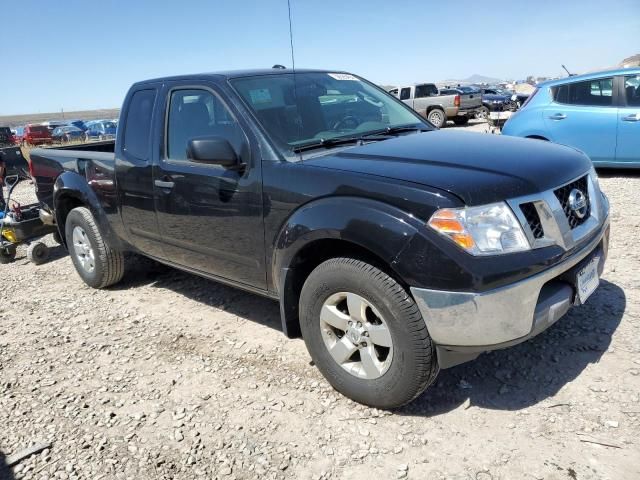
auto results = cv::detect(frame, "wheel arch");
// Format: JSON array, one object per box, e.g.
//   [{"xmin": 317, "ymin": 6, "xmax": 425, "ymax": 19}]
[
  {"xmin": 526, "ymin": 135, "xmax": 550, "ymax": 141},
  {"xmin": 272, "ymin": 197, "xmax": 422, "ymax": 338},
  {"xmin": 53, "ymin": 171, "xmax": 123, "ymax": 249}
]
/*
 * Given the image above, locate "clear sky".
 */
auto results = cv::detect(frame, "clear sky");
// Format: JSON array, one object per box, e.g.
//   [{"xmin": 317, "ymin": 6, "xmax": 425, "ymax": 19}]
[{"xmin": 1, "ymin": 0, "xmax": 638, "ymax": 115}]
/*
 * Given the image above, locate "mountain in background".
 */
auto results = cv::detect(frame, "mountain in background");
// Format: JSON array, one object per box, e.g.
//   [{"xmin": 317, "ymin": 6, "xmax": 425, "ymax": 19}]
[
  {"xmin": 438, "ymin": 73, "xmax": 503, "ymax": 86},
  {"xmin": 463, "ymin": 74, "xmax": 503, "ymax": 84}
]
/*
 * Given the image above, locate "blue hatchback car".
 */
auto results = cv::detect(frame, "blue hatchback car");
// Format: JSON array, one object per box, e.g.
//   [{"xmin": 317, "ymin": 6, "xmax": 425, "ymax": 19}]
[{"xmin": 502, "ymin": 68, "xmax": 640, "ymax": 168}]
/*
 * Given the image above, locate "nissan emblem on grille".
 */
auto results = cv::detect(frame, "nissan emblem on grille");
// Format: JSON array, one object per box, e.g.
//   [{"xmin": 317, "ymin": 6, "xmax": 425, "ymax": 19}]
[{"xmin": 568, "ymin": 188, "xmax": 588, "ymax": 219}]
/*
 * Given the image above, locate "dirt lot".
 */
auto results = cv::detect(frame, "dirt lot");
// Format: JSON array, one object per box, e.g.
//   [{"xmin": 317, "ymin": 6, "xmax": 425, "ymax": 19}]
[{"xmin": 1, "ymin": 124, "xmax": 639, "ymax": 480}]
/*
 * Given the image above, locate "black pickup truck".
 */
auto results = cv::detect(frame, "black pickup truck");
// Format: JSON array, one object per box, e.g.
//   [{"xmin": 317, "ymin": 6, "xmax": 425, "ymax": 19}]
[{"xmin": 30, "ymin": 69, "xmax": 610, "ymax": 408}]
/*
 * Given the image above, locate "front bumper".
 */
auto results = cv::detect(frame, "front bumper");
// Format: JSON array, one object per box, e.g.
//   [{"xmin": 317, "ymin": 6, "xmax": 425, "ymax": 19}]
[{"xmin": 411, "ymin": 218, "xmax": 610, "ymax": 368}]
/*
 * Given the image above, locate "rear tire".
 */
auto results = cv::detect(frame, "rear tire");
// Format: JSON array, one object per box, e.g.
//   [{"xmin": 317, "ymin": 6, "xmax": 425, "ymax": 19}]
[
  {"xmin": 426, "ymin": 109, "xmax": 446, "ymax": 128},
  {"xmin": 65, "ymin": 206, "xmax": 124, "ymax": 288},
  {"xmin": 299, "ymin": 257, "xmax": 439, "ymax": 409},
  {"xmin": 26, "ymin": 242, "xmax": 49, "ymax": 265}
]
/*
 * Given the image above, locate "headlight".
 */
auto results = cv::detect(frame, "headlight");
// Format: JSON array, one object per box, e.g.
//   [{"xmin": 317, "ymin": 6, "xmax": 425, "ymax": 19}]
[{"xmin": 428, "ymin": 202, "xmax": 530, "ymax": 255}]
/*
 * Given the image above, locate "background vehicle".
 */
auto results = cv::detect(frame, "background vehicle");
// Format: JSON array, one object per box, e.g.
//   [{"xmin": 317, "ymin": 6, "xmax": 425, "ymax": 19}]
[
  {"xmin": 84, "ymin": 121, "xmax": 117, "ymax": 141},
  {"xmin": 0, "ymin": 127, "xmax": 16, "ymax": 147},
  {"xmin": 19, "ymin": 124, "xmax": 52, "ymax": 146},
  {"xmin": 29, "ymin": 69, "xmax": 609, "ymax": 408},
  {"xmin": 502, "ymin": 67, "xmax": 640, "ymax": 168},
  {"xmin": 52, "ymin": 125, "xmax": 85, "ymax": 143},
  {"xmin": 68, "ymin": 120, "xmax": 89, "ymax": 131},
  {"xmin": 42, "ymin": 120, "xmax": 68, "ymax": 132},
  {"xmin": 389, "ymin": 83, "xmax": 480, "ymax": 127}
]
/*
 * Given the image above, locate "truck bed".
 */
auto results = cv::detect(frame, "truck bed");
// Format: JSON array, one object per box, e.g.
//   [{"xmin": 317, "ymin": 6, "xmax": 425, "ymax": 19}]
[{"xmin": 29, "ymin": 141, "xmax": 116, "ymax": 212}]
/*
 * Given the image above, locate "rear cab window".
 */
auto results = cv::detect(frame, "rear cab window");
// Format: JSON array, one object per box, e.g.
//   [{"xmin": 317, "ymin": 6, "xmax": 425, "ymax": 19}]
[
  {"xmin": 123, "ymin": 89, "xmax": 157, "ymax": 160},
  {"xmin": 552, "ymin": 77, "xmax": 614, "ymax": 107},
  {"xmin": 415, "ymin": 84, "xmax": 438, "ymax": 98}
]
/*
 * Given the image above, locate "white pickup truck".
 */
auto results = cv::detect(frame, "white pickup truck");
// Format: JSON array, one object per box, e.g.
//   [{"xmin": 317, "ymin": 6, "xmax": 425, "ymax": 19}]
[{"xmin": 388, "ymin": 83, "xmax": 482, "ymax": 128}]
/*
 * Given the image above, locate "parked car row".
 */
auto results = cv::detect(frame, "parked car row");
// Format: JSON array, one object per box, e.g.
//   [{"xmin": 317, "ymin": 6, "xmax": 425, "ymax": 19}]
[
  {"xmin": 1, "ymin": 119, "xmax": 119, "ymax": 146},
  {"xmin": 388, "ymin": 83, "xmax": 482, "ymax": 127},
  {"xmin": 387, "ymin": 82, "xmax": 531, "ymax": 128}
]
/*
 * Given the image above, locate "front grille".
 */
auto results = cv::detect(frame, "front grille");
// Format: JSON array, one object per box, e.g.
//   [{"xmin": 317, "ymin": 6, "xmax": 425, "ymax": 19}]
[
  {"xmin": 554, "ymin": 176, "xmax": 590, "ymax": 229},
  {"xmin": 520, "ymin": 202, "xmax": 544, "ymax": 238}
]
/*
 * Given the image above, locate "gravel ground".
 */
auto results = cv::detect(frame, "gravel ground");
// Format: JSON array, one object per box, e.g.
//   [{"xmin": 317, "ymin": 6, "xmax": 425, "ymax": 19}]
[{"xmin": 1, "ymin": 125, "xmax": 639, "ymax": 480}]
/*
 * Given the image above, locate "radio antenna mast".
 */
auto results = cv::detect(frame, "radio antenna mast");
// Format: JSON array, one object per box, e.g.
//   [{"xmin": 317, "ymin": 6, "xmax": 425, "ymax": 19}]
[{"xmin": 287, "ymin": 0, "xmax": 296, "ymax": 71}]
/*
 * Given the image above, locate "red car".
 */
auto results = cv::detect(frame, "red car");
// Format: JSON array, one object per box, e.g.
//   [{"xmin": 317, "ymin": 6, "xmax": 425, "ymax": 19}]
[{"xmin": 17, "ymin": 125, "xmax": 52, "ymax": 146}]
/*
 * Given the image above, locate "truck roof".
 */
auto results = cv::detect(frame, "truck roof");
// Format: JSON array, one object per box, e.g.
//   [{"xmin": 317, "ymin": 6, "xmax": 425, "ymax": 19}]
[{"xmin": 132, "ymin": 68, "xmax": 343, "ymax": 87}]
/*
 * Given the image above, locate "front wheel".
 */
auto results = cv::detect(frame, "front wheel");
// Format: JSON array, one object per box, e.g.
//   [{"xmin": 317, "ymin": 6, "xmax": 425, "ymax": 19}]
[
  {"xmin": 65, "ymin": 206, "xmax": 125, "ymax": 288},
  {"xmin": 299, "ymin": 258, "xmax": 439, "ymax": 409}
]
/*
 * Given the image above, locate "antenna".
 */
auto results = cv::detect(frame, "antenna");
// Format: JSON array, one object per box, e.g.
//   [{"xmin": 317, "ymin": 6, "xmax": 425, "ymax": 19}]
[
  {"xmin": 287, "ymin": 0, "xmax": 296, "ymax": 71},
  {"xmin": 561, "ymin": 64, "xmax": 573, "ymax": 77},
  {"xmin": 286, "ymin": 0, "xmax": 302, "ymax": 161}
]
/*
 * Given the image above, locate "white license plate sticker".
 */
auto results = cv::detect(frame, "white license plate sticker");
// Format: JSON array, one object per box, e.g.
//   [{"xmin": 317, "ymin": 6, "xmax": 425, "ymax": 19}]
[{"xmin": 577, "ymin": 257, "xmax": 599, "ymax": 304}]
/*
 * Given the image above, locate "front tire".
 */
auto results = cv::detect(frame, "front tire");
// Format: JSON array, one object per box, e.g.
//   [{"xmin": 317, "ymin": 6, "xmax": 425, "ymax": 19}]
[
  {"xmin": 299, "ymin": 258, "xmax": 439, "ymax": 408},
  {"xmin": 65, "ymin": 207, "xmax": 124, "ymax": 288}
]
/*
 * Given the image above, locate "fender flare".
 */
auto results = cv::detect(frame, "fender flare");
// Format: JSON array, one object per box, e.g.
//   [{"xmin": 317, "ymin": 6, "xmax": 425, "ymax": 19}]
[
  {"xmin": 53, "ymin": 171, "xmax": 124, "ymax": 249},
  {"xmin": 272, "ymin": 196, "xmax": 424, "ymax": 337}
]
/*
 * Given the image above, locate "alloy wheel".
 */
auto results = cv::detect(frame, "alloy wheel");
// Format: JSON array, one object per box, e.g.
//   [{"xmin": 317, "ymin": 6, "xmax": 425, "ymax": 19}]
[
  {"xmin": 319, "ymin": 292, "xmax": 393, "ymax": 379},
  {"xmin": 72, "ymin": 226, "xmax": 96, "ymax": 273}
]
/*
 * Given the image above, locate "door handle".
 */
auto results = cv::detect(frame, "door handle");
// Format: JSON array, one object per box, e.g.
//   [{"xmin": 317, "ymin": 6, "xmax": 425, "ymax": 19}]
[
  {"xmin": 622, "ymin": 113, "xmax": 640, "ymax": 122},
  {"xmin": 548, "ymin": 113, "xmax": 567, "ymax": 120},
  {"xmin": 154, "ymin": 179, "xmax": 175, "ymax": 189}
]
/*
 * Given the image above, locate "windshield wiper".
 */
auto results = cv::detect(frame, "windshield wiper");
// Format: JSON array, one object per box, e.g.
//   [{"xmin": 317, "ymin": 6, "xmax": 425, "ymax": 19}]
[
  {"xmin": 292, "ymin": 136, "xmax": 365, "ymax": 153},
  {"xmin": 361, "ymin": 125, "xmax": 430, "ymax": 138},
  {"xmin": 291, "ymin": 125, "xmax": 430, "ymax": 153}
]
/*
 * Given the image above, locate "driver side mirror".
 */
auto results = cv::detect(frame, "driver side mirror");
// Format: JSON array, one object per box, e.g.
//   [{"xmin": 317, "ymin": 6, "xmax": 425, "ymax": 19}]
[{"xmin": 187, "ymin": 136, "xmax": 240, "ymax": 168}]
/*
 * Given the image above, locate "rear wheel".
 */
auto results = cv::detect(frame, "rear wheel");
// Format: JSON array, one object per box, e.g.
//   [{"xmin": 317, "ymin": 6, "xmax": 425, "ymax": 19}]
[
  {"xmin": 477, "ymin": 107, "xmax": 489, "ymax": 120},
  {"xmin": 65, "ymin": 206, "xmax": 124, "ymax": 288},
  {"xmin": 426, "ymin": 109, "xmax": 446, "ymax": 128},
  {"xmin": 299, "ymin": 258, "xmax": 439, "ymax": 408}
]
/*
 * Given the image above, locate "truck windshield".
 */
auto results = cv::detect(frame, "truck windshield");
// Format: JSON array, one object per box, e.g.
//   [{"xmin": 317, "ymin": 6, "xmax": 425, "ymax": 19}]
[{"xmin": 230, "ymin": 72, "xmax": 429, "ymax": 155}]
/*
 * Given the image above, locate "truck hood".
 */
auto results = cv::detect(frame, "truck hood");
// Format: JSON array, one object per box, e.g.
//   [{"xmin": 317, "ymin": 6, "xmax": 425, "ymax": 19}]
[{"xmin": 303, "ymin": 130, "xmax": 592, "ymax": 205}]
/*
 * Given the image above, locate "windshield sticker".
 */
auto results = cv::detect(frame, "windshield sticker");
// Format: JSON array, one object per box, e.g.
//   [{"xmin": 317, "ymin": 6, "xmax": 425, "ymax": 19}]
[
  {"xmin": 249, "ymin": 88, "xmax": 272, "ymax": 105},
  {"xmin": 328, "ymin": 73, "xmax": 358, "ymax": 81}
]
